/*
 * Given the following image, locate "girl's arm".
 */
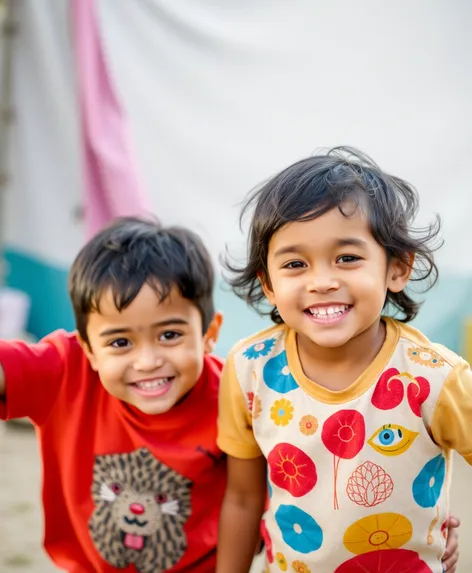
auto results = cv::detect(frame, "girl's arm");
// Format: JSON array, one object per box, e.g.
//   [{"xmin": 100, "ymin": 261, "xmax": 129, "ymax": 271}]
[{"xmin": 216, "ymin": 454, "xmax": 267, "ymax": 573}]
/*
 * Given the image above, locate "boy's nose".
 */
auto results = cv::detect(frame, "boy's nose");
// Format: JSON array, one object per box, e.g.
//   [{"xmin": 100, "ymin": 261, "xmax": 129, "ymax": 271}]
[{"xmin": 134, "ymin": 348, "xmax": 164, "ymax": 371}]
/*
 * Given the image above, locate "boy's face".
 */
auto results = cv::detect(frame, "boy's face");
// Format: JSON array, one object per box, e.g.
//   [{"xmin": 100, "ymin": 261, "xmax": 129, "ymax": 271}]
[
  {"xmin": 262, "ymin": 203, "xmax": 410, "ymax": 351},
  {"xmin": 80, "ymin": 283, "xmax": 222, "ymax": 415}
]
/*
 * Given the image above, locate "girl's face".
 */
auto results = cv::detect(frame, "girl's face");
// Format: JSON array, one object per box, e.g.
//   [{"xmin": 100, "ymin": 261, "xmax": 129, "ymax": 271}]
[{"xmin": 261, "ymin": 203, "xmax": 410, "ymax": 353}]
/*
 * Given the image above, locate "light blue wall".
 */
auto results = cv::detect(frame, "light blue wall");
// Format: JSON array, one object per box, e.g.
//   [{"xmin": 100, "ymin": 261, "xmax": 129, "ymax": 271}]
[{"xmin": 4, "ymin": 246, "xmax": 471, "ymax": 358}]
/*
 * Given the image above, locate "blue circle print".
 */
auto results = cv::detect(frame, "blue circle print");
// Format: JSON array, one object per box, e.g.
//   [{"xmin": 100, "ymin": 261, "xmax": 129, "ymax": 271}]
[
  {"xmin": 412, "ymin": 454, "xmax": 446, "ymax": 508},
  {"xmin": 275, "ymin": 504, "xmax": 323, "ymax": 553},
  {"xmin": 263, "ymin": 351, "xmax": 298, "ymax": 393},
  {"xmin": 243, "ymin": 337, "xmax": 276, "ymax": 360}
]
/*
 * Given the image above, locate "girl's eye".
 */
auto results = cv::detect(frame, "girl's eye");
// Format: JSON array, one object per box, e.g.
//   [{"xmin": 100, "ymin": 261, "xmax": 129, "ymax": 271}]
[
  {"xmin": 337, "ymin": 255, "xmax": 360, "ymax": 264},
  {"xmin": 159, "ymin": 331, "xmax": 181, "ymax": 342},
  {"xmin": 283, "ymin": 261, "xmax": 306, "ymax": 269},
  {"xmin": 110, "ymin": 338, "xmax": 130, "ymax": 348}
]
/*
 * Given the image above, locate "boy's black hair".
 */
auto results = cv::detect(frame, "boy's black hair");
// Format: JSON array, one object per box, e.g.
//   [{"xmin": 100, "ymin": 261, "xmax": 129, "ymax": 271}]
[
  {"xmin": 226, "ymin": 146, "xmax": 441, "ymax": 324},
  {"xmin": 69, "ymin": 217, "xmax": 215, "ymax": 344}
]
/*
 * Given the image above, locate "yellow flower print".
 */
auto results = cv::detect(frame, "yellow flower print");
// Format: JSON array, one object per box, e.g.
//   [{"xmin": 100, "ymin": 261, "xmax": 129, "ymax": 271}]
[
  {"xmin": 408, "ymin": 346, "xmax": 444, "ymax": 368},
  {"xmin": 276, "ymin": 552, "xmax": 288, "ymax": 571},
  {"xmin": 299, "ymin": 415, "xmax": 318, "ymax": 436},
  {"xmin": 291, "ymin": 561, "xmax": 311, "ymax": 573},
  {"xmin": 271, "ymin": 398, "xmax": 294, "ymax": 426},
  {"xmin": 253, "ymin": 395, "xmax": 262, "ymax": 419},
  {"xmin": 343, "ymin": 512, "xmax": 413, "ymax": 555}
]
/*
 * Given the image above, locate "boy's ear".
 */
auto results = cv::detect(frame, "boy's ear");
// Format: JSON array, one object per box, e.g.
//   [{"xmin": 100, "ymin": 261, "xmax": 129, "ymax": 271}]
[
  {"xmin": 77, "ymin": 334, "xmax": 99, "ymax": 371},
  {"xmin": 203, "ymin": 312, "xmax": 223, "ymax": 354},
  {"xmin": 387, "ymin": 253, "xmax": 414, "ymax": 293},
  {"xmin": 258, "ymin": 272, "xmax": 276, "ymax": 306}
]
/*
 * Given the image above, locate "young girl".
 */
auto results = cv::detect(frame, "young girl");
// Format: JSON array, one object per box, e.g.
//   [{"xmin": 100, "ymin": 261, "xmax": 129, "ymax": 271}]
[{"xmin": 216, "ymin": 148, "xmax": 468, "ymax": 572}]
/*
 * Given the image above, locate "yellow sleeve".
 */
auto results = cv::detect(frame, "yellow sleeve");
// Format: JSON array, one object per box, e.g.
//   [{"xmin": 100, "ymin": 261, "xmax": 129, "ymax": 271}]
[
  {"xmin": 217, "ymin": 352, "xmax": 262, "ymax": 459},
  {"xmin": 430, "ymin": 359, "xmax": 472, "ymax": 465}
]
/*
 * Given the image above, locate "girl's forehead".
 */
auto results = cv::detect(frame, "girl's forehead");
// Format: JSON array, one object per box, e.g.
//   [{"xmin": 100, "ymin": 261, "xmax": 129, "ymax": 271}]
[{"xmin": 268, "ymin": 205, "xmax": 373, "ymax": 249}]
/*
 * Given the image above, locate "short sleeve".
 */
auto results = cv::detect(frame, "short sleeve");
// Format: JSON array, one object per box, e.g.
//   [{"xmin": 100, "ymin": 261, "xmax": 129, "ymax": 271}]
[
  {"xmin": 217, "ymin": 352, "xmax": 262, "ymax": 459},
  {"xmin": 0, "ymin": 332, "xmax": 68, "ymax": 425},
  {"xmin": 430, "ymin": 359, "xmax": 472, "ymax": 465}
]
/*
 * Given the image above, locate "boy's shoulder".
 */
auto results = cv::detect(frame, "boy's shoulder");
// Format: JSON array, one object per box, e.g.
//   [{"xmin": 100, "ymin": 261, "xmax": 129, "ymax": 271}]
[{"xmin": 390, "ymin": 317, "xmax": 465, "ymax": 369}]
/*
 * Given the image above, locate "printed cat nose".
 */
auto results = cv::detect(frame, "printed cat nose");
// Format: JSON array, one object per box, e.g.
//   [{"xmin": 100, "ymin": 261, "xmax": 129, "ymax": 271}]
[{"xmin": 129, "ymin": 503, "xmax": 145, "ymax": 515}]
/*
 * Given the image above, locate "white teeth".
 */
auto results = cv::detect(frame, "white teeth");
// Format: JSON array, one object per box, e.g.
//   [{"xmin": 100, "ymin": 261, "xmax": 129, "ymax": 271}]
[
  {"xmin": 309, "ymin": 305, "xmax": 349, "ymax": 317},
  {"xmin": 135, "ymin": 378, "xmax": 170, "ymax": 389}
]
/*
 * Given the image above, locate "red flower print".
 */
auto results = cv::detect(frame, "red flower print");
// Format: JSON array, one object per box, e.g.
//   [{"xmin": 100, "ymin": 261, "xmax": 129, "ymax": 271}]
[
  {"xmin": 260, "ymin": 519, "xmax": 273, "ymax": 563},
  {"xmin": 267, "ymin": 443, "xmax": 317, "ymax": 498},
  {"xmin": 322, "ymin": 410, "xmax": 365, "ymax": 460},
  {"xmin": 247, "ymin": 392, "xmax": 255, "ymax": 411},
  {"xmin": 407, "ymin": 375, "xmax": 430, "ymax": 417},
  {"xmin": 371, "ymin": 368, "xmax": 430, "ymax": 417},
  {"xmin": 334, "ymin": 548, "xmax": 432, "ymax": 572},
  {"xmin": 371, "ymin": 368, "xmax": 404, "ymax": 410},
  {"xmin": 321, "ymin": 410, "xmax": 365, "ymax": 509}
]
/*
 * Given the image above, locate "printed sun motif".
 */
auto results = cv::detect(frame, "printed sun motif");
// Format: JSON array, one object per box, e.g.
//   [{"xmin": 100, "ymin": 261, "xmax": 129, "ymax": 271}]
[
  {"xmin": 271, "ymin": 398, "xmax": 294, "ymax": 426},
  {"xmin": 299, "ymin": 415, "xmax": 318, "ymax": 436},
  {"xmin": 276, "ymin": 552, "xmax": 288, "ymax": 571},
  {"xmin": 343, "ymin": 512, "xmax": 413, "ymax": 555},
  {"xmin": 243, "ymin": 337, "xmax": 276, "ymax": 360},
  {"xmin": 408, "ymin": 346, "xmax": 444, "ymax": 368},
  {"xmin": 346, "ymin": 461, "xmax": 394, "ymax": 508},
  {"xmin": 268, "ymin": 443, "xmax": 317, "ymax": 497},
  {"xmin": 291, "ymin": 560, "xmax": 311, "ymax": 573}
]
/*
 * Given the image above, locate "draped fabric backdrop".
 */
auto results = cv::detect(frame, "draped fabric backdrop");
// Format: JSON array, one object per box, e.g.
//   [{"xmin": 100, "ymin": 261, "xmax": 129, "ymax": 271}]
[{"xmin": 2, "ymin": 0, "xmax": 472, "ymax": 356}]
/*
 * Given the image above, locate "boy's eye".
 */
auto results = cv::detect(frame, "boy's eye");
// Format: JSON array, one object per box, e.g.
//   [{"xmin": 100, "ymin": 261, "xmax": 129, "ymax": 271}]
[
  {"xmin": 283, "ymin": 260, "xmax": 306, "ymax": 269},
  {"xmin": 110, "ymin": 338, "xmax": 130, "ymax": 349},
  {"xmin": 337, "ymin": 255, "xmax": 361, "ymax": 264},
  {"xmin": 159, "ymin": 331, "xmax": 181, "ymax": 342}
]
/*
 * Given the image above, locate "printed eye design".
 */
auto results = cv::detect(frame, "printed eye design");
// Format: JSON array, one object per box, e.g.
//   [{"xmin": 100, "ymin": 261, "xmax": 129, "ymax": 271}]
[
  {"xmin": 111, "ymin": 482, "xmax": 122, "ymax": 494},
  {"xmin": 155, "ymin": 493, "xmax": 168, "ymax": 504},
  {"xmin": 368, "ymin": 424, "xmax": 418, "ymax": 456}
]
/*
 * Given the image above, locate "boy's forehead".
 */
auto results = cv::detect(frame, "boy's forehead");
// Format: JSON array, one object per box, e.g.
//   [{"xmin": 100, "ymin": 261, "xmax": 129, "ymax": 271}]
[{"xmin": 89, "ymin": 283, "xmax": 199, "ymax": 323}]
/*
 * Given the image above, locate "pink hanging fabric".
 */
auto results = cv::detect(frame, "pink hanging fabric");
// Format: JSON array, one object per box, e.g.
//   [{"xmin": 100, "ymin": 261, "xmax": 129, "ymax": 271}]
[{"xmin": 71, "ymin": 0, "xmax": 150, "ymax": 238}]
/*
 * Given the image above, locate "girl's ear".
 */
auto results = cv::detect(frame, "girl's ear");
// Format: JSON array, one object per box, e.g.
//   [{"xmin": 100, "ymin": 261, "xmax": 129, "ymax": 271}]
[
  {"xmin": 387, "ymin": 253, "xmax": 414, "ymax": 293},
  {"xmin": 258, "ymin": 272, "xmax": 276, "ymax": 305}
]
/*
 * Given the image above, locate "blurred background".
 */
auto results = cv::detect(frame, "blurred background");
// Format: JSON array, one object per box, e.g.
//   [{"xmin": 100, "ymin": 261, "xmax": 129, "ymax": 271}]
[{"xmin": 0, "ymin": 0, "xmax": 471, "ymax": 571}]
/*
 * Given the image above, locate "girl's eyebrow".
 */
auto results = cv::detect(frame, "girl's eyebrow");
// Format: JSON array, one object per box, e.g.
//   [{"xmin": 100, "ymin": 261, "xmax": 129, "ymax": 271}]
[{"xmin": 273, "ymin": 237, "xmax": 368, "ymax": 258}]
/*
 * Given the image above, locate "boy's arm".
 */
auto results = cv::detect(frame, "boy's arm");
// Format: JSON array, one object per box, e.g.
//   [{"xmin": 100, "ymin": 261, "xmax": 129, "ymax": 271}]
[
  {"xmin": 430, "ymin": 359, "xmax": 472, "ymax": 463},
  {"xmin": 0, "ymin": 335, "xmax": 67, "ymax": 424},
  {"xmin": 216, "ymin": 455, "xmax": 267, "ymax": 573}
]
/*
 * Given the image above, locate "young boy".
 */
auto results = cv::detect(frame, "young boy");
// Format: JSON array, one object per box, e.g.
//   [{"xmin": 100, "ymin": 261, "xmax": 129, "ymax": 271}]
[
  {"xmin": 0, "ymin": 218, "xmax": 225, "ymax": 572},
  {"xmin": 216, "ymin": 148, "xmax": 465, "ymax": 573}
]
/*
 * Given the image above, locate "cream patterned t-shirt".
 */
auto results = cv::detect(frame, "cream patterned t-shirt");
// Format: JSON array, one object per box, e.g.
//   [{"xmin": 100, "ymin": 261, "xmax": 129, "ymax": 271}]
[{"xmin": 218, "ymin": 318, "xmax": 472, "ymax": 573}]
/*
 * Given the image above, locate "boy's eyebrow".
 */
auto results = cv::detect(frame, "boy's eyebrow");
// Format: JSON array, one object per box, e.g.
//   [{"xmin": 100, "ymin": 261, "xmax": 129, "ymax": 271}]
[
  {"xmin": 99, "ymin": 318, "xmax": 189, "ymax": 337},
  {"xmin": 273, "ymin": 237, "xmax": 367, "ymax": 257}
]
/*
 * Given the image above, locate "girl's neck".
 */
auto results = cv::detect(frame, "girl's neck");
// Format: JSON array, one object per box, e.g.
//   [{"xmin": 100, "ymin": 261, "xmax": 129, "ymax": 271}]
[{"xmin": 296, "ymin": 319, "xmax": 386, "ymax": 391}]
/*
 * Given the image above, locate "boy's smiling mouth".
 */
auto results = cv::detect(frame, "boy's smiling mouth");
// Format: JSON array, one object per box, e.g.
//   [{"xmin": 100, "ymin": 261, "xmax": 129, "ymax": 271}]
[
  {"xmin": 130, "ymin": 377, "xmax": 175, "ymax": 398},
  {"xmin": 304, "ymin": 303, "xmax": 352, "ymax": 324}
]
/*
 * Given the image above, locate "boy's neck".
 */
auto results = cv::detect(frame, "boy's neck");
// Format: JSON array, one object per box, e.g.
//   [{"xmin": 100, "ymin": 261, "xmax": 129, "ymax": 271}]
[{"xmin": 296, "ymin": 318, "xmax": 386, "ymax": 392}]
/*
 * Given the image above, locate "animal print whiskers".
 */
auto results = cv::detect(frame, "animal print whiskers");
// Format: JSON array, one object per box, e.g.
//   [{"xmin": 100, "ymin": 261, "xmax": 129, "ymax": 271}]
[{"xmin": 89, "ymin": 448, "xmax": 192, "ymax": 573}]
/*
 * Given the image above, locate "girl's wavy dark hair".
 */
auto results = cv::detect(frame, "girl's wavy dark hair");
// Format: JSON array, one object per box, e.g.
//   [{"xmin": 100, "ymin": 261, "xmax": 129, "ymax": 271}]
[{"xmin": 225, "ymin": 146, "xmax": 442, "ymax": 324}]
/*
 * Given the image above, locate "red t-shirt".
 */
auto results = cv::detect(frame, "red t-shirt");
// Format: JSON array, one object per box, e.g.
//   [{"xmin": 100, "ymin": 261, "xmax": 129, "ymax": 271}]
[{"xmin": 0, "ymin": 331, "xmax": 226, "ymax": 573}]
